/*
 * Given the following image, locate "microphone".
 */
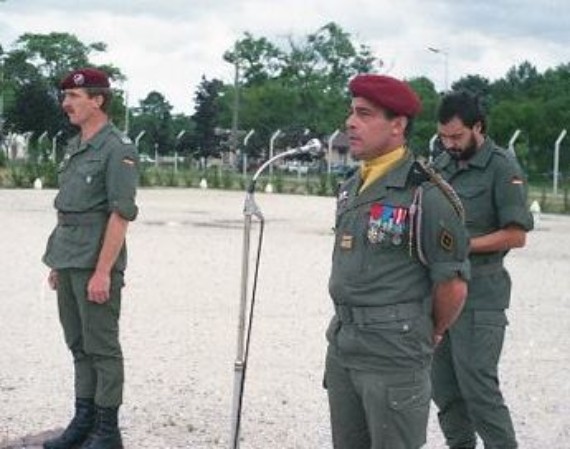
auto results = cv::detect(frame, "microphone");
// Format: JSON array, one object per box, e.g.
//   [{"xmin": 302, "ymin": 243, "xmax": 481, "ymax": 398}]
[
  {"xmin": 248, "ymin": 138, "xmax": 324, "ymax": 192},
  {"xmin": 293, "ymin": 138, "xmax": 324, "ymax": 157}
]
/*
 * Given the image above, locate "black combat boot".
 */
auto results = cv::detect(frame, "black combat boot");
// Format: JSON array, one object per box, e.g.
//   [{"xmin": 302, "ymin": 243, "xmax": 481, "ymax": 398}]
[
  {"xmin": 80, "ymin": 406, "xmax": 123, "ymax": 449},
  {"xmin": 43, "ymin": 398, "xmax": 95, "ymax": 449}
]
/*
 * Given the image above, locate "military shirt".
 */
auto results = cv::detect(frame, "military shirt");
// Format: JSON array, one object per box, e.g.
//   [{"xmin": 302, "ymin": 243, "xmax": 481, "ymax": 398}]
[
  {"xmin": 43, "ymin": 123, "xmax": 139, "ymax": 271},
  {"xmin": 327, "ymin": 151, "xmax": 470, "ymax": 372},
  {"xmin": 433, "ymin": 137, "xmax": 534, "ymax": 309}
]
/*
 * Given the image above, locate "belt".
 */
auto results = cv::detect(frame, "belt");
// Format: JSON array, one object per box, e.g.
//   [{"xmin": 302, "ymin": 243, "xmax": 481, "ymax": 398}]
[
  {"xmin": 57, "ymin": 211, "xmax": 108, "ymax": 226},
  {"xmin": 335, "ymin": 302, "xmax": 424, "ymax": 325},
  {"xmin": 471, "ymin": 261, "xmax": 504, "ymax": 277}
]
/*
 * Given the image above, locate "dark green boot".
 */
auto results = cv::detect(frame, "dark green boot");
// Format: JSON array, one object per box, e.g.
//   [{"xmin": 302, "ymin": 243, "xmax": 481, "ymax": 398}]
[
  {"xmin": 80, "ymin": 406, "xmax": 123, "ymax": 449},
  {"xmin": 43, "ymin": 398, "xmax": 95, "ymax": 449}
]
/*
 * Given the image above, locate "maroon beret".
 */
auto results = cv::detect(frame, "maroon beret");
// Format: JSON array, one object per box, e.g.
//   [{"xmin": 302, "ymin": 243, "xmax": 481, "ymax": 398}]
[
  {"xmin": 60, "ymin": 68, "xmax": 110, "ymax": 90},
  {"xmin": 349, "ymin": 74, "xmax": 421, "ymax": 117}
]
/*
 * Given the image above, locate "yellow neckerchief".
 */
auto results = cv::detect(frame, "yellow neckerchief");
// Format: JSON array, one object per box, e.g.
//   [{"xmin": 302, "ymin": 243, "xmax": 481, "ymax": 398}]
[{"xmin": 359, "ymin": 146, "xmax": 406, "ymax": 193}]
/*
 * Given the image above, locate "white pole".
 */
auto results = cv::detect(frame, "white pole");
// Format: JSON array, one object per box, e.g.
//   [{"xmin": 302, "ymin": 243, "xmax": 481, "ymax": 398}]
[
  {"xmin": 51, "ymin": 131, "xmax": 62, "ymax": 163},
  {"xmin": 243, "ymin": 129, "xmax": 255, "ymax": 179},
  {"xmin": 553, "ymin": 129, "xmax": 567, "ymax": 196},
  {"xmin": 428, "ymin": 133, "xmax": 438, "ymax": 163},
  {"xmin": 175, "ymin": 130, "xmax": 187, "ymax": 174},
  {"xmin": 508, "ymin": 129, "xmax": 521, "ymax": 156},
  {"xmin": 327, "ymin": 129, "xmax": 340, "ymax": 175},
  {"xmin": 135, "ymin": 130, "xmax": 146, "ymax": 147},
  {"xmin": 268, "ymin": 129, "xmax": 282, "ymax": 178}
]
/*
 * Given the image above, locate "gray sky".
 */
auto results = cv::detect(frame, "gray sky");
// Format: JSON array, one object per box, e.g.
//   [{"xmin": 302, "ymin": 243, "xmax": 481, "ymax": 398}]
[{"xmin": 1, "ymin": 0, "xmax": 568, "ymax": 114}]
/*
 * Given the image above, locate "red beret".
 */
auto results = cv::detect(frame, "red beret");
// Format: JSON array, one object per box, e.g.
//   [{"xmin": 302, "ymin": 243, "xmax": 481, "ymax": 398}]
[
  {"xmin": 349, "ymin": 74, "xmax": 421, "ymax": 117},
  {"xmin": 60, "ymin": 68, "xmax": 110, "ymax": 90}
]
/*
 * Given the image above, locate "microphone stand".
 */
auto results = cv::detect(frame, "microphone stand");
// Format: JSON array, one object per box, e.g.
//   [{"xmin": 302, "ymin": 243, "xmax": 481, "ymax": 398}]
[{"xmin": 229, "ymin": 147, "xmax": 304, "ymax": 449}]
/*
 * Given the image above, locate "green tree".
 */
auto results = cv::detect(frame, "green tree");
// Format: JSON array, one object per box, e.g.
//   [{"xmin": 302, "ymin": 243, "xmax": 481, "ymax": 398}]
[
  {"xmin": 218, "ymin": 22, "xmax": 377, "ymax": 155},
  {"xmin": 130, "ymin": 91, "xmax": 174, "ymax": 156},
  {"xmin": 408, "ymin": 77, "xmax": 440, "ymax": 155},
  {"xmin": 191, "ymin": 76, "xmax": 224, "ymax": 164},
  {"xmin": 451, "ymin": 74, "xmax": 491, "ymax": 100},
  {"xmin": 2, "ymin": 32, "xmax": 125, "ymax": 144}
]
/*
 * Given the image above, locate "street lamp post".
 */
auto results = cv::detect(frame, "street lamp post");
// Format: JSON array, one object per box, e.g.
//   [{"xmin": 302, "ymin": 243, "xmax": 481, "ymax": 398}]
[
  {"xmin": 0, "ymin": 54, "xmax": 5, "ymax": 132},
  {"xmin": 124, "ymin": 89, "xmax": 130, "ymax": 135},
  {"xmin": 229, "ymin": 52, "xmax": 240, "ymax": 170},
  {"xmin": 428, "ymin": 47, "xmax": 449, "ymax": 92},
  {"xmin": 0, "ymin": 53, "xmax": 6, "ymax": 156}
]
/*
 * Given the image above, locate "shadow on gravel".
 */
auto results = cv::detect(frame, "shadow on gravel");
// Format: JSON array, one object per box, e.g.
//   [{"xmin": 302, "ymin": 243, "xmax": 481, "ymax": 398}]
[{"xmin": 0, "ymin": 428, "xmax": 63, "ymax": 449}]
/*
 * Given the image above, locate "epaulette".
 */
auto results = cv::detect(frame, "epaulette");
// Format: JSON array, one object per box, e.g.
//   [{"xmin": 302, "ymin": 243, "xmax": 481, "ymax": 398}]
[
  {"xmin": 409, "ymin": 159, "xmax": 465, "ymax": 222},
  {"xmin": 110, "ymin": 127, "xmax": 133, "ymax": 145},
  {"xmin": 120, "ymin": 134, "xmax": 133, "ymax": 145}
]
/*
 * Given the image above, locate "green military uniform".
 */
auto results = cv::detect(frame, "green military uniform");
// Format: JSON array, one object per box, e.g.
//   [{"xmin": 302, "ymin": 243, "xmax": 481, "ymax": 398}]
[
  {"xmin": 431, "ymin": 138, "xmax": 533, "ymax": 448},
  {"xmin": 43, "ymin": 122, "xmax": 138, "ymax": 408},
  {"xmin": 325, "ymin": 151, "xmax": 470, "ymax": 449}
]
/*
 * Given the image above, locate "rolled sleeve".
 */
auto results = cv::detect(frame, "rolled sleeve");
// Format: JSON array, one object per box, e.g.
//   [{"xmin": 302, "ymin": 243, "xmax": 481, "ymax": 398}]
[
  {"xmin": 106, "ymin": 145, "xmax": 139, "ymax": 221},
  {"xmin": 420, "ymin": 186, "xmax": 471, "ymax": 283},
  {"xmin": 493, "ymin": 159, "xmax": 533, "ymax": 231}
]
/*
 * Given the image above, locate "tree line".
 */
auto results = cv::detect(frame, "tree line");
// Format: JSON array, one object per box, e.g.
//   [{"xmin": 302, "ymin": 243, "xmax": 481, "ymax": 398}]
[{"xmin": 1, "ymin": 24, "xmax": 569, "ymax": 181}]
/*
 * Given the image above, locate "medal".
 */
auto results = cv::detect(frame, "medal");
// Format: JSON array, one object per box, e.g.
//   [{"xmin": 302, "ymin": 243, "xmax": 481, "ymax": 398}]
[{"xmin": 368, "ymin": 203, "xmax": 384, "ymax": 244}]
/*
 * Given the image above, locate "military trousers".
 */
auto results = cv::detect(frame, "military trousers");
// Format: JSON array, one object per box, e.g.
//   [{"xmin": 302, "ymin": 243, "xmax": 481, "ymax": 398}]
[
  {"xmin": 56, "ymin": 268, "xmax": 124, "ymax": 408},
  {"xmin": 325, "ymin": 350, "xmax": 431, "ymax": 449},
  {"xmin": 431, "ymin": 309, "xmax": 517, "ymax": 448}
]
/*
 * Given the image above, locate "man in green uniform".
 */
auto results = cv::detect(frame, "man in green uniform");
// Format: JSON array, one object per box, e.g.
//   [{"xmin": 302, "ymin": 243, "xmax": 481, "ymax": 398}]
[
  {"xmin": 431, "ymin": 91, "xmax": 533, "ymax": 449},
  {"xmin": 324, "ymin": 74, "xmax": 471, "ymax": 449},
  {"xmin": 42, "ymin": 68, "xmax": 138, "ymax": 449}
]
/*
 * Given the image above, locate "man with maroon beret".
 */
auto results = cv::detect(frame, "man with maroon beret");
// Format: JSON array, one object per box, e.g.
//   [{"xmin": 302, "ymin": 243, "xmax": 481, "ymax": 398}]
[
  {"xmin": 42, "ymin": 67, "xmax": 138, "ymax": 449},
  {"xmin": 324, "ymin": 74, "xmax": 470, "ymax": 448}
]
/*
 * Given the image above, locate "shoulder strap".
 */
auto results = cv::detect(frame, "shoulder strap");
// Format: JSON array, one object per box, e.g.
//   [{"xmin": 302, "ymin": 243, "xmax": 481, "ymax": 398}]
[{"xmin": 409, "ymin": 159, "xmax": 465, "ymax": 223}]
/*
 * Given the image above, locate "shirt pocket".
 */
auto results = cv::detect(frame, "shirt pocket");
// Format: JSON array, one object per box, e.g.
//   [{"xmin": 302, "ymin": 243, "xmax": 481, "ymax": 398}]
[
  {"xmin": 457, "ymin": 185, "xmax": 492, "ymax": 229},
  {"xmin": 65, "ymin": 156, "xmax": 106, "ymax": 206}
]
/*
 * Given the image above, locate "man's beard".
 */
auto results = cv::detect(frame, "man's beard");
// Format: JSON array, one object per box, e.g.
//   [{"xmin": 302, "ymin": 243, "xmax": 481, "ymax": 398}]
[{"xmin": 447, "ymin": 135, "xmax": 478, "ymax": 161}]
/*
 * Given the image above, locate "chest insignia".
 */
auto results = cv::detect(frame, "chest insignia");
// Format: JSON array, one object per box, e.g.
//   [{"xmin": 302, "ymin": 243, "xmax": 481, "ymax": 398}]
[{"xmin": 367, "ymin": 203, "xmax": 408, "ymax": 246}]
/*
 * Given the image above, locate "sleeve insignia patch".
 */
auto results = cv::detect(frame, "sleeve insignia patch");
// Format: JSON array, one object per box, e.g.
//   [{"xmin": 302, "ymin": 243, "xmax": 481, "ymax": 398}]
[
  {"xmin": 122, "ymin": 157, "xmax": 135, "ymax": 166},
  {"xmin": 440, "ymin": 229, "xmax": 454, "ymax": 252},
  {"xmin": 511, "ymin": 176, "xmax": 524, "ymax": 185}
]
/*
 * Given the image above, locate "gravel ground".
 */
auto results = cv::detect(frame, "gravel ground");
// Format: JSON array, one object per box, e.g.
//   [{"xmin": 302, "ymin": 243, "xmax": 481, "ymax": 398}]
[{"xmin": 0, "ymin": 187, "xmax": 568, "ymax": 448}]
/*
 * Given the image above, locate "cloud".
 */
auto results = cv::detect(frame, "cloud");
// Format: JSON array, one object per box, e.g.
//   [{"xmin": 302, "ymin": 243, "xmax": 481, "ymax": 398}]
[{"xmin": 1, "ymin": 0, "xmax": 568, "ymax": 114}]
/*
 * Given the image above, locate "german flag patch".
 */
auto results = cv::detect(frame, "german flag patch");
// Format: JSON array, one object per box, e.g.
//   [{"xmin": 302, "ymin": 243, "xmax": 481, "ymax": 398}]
[
  {"xmin": 440, "ymin": 229, "xmax": 454, "ymax": 252},
  {"xmin": 122, "ymin": 157, "xmax": 135, "ymax": 166},
  {"xmin": 511, "ymin": 176, "xmax": 524, "ymax": 185}
]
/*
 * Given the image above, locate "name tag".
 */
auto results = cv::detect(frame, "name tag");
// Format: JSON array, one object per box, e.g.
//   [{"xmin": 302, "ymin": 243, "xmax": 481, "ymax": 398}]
[{"xmin": 340, "ymin": 234, "xmax": 353, "ymax": 250}]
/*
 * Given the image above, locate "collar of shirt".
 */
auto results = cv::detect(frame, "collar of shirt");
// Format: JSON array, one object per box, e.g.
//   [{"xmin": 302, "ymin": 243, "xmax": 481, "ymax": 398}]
[
  {"xmin": 434, "ymin": 136, "xmax": 496, "ymax": 173},
  {"xmin": 359, "ymin": 146, "xmax": 406, "ymax": 193},
  {"xmin": 83, "ymin": 122, "xmax": 113, "ymax": 152}
]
